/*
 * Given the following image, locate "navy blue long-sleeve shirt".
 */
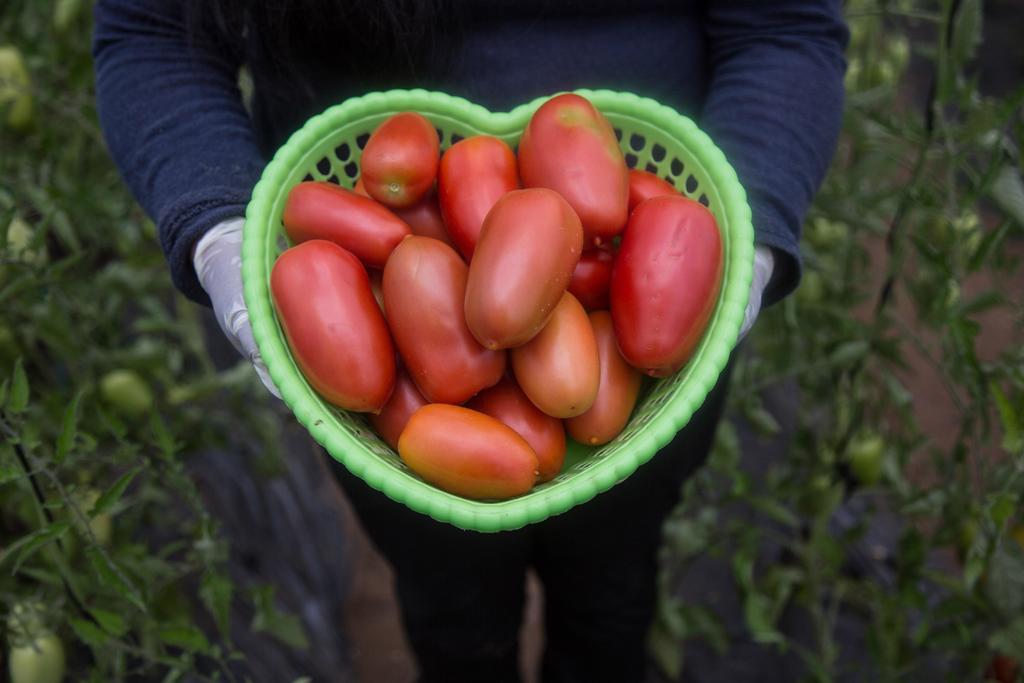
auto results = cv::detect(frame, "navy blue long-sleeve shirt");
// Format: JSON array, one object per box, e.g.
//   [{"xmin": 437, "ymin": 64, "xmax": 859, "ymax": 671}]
[{"xmin": 93, "ymin": 0, "xmax": 847, "ymax": 307}]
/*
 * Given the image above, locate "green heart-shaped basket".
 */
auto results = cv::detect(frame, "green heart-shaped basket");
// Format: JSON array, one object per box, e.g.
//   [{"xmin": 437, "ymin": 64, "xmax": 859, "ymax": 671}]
[{"xmin": 243, "ymin": 89, "xmax": 753, "ymax": 532}]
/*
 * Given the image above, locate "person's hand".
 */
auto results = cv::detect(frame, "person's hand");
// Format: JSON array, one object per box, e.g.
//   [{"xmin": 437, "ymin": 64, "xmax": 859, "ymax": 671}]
[
  {"xmin": 738, "ymin": 245, "xmax": 775, "ymax": 340},
  {"xmin": 193, "ymin": 217, "xmax": 281, "ymax": 398}
]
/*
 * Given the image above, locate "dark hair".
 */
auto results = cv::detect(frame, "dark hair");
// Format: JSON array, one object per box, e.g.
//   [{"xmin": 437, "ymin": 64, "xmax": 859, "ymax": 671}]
[{"xmin": 185, "ymin": 0, "xmax": 461, "ymax": 96}]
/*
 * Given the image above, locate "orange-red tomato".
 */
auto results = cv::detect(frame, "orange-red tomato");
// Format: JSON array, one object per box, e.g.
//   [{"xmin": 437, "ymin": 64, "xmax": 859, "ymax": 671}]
[
  {"xmin": 384, "ymin": 236, "xmax": 505, "ymax": 403},
  {"xmin": 282, "ymin": 181, "xmax": 410, "ymax": 269},
  {"xmin": 392, "ymin": 189, "xmax": 456, "ymax": 249},
  {"xmin": 398, "ymin": 404, "xmax": 539, "ymax": 500},
  {"xmin": 468, "ymin": 376, "xmax": 566, "ymax": 482},
  {"xmin": 465, "ymin": 188, "xmax": 583, "ymax": 350},
  {"xmin": 628, "ymin": 169, "xmax": 677, "ymax": 211},
  {"xmin": 368, "ymin": 268, "xmax": 385, "ymax": 312},
  {"xmin": 353, "ymin": 177, "xmax": 369, "ymax": 197},
  {"xmin": 361, "ymin": 112, "xmax": 440, "ymax": 208},
  {"xmin": 370, "ymin": 367, "xmax": 428, "ymax": 451},
  {"xmin": 565, "ymin": 311, "xmax": 642, "ymax": 445},
  {"xmin": 518, "ymin": 93, "xmax": 629, "ymax": 247},
  {"xmin": 568, "ymin": 247, "xmax": 615, "ymax": 311},
  {"xmin": 438, "ymin": 135, "xmax": 519, "ymax": 260},
  {"xmin": 611, "ymin": 195, "xmax": 723, "ymax": 377},
  {"xmin": 271, "ymin": 240, "xmax": 395, "ymax": 412},
  {"xmin": 511, "ymin": 292, "xmax": 599, "ymax": 418}
]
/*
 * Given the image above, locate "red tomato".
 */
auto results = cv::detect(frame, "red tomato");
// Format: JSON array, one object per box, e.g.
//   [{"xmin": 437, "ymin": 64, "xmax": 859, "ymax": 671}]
[
  {"xmin": 628, "ymin": 169, "xmax": 677, "ymax": 211},
  {"xmin": 986, "ymin": 654, "xmax": 1020, "ymax": 683},
  {"xmin": 392, "ymin": 189, "xmax": 456, "ymax": 249},
  {"xmin": 611, "ymin": 195, "xmax": 723, "ymax": 377},
  {"xmin": 465, "ymin": 188, "xmax": 583, "ymax": 350},
  {"xmin": 399, "ymin": 404, "xmax": 539, "ymax": 500},
  {"xmin": 518, "ymin": 93, "xmax": 629, "ymax": 247},
  {"xmin": 361, "ymin": 112, "xmax": 439, "ymax": 208},
  {"xmin": 568, "ymin": 246, "xmax": 615, "ymax": 311},
  {"xmin": 353, "ymin": 177, "xmax": 369, "ymax": 197},
  {"xmin": 468, "ymin": 376, "xmax": 566, "ymax": 482},
  {"xmin": 384, "ymin": 236, "xmax": 505, "ymax": 403},
  {"xmin": 565, "ymin": 311, "xmax": 642, "ymax": 445},
  {"xmin": 511, "ymin": 292, "xmax": 599, "ymax": 418},
  {"xmin": 438, "ymin": 135, "xmax": 519, "ymax": 260},
  {"xmin": 271, "ymin": 240, "xmax": 395, "ymax": 412},
  {"xmin": 370, "ymin": 367, "xmax": 428, "ymax": 450},
  {"xmin": 368, "ymin": 268, "xmax": 385, "ymax": 312},
  {"xmin": 282, "ymin": 181, "xmax": 410, "ymax": 269}
]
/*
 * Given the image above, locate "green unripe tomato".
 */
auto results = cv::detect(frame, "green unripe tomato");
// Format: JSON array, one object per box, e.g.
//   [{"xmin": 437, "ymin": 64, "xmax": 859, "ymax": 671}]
[
  {"xmin": 5, "ymin": 216, "xmax": 48, "ymax": 267},
  {"xmin": 0, "ymin": 46, "xmax": 33, "ymax": 130},
  {"xmin": 99, "ymin": 369, "xmax": 154, "ymax": 418},
  {"xmin": 844, "ymin": 59, "xmax": 862, "ymax": 91},
  {"xmin": 846, "ymin": 433, "xmax": 885, "ymax": 486},
  {"xmin": 798, "ymin": 474, "xmax": 842, "ymax": 517},
  {"xmin": 797, "ymin": 271, "xmax": 825, "ymax": 305},
  {"xmin": 53, "ymin": 0, "xmax": 83, "ymax": 34},
  {"xmin": 886, "ymin": 36, "xmax": 910, "ymax": 74},
  {"xmin": 8, "ymin": 633, "xmax": 65, "ymax": 683},
  {"xmin": 73, "ymin": 488, "xmax": 113, "ymax": 547}
]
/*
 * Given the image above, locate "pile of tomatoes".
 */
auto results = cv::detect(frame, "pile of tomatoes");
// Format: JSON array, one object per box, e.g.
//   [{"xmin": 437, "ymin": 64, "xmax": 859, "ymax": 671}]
[{"xmin": 271, "ymin": 93, "xmax": 723, "ymax": 501}]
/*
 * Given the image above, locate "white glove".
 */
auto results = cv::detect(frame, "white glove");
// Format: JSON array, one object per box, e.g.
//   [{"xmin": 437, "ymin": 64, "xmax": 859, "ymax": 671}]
[
  {"xmin": 193, "ymin": 217, "xmax": 281, "ymax": 398},
  {"xmin": 738, "ymin": 245, "xmax": 775, "ymax": 340}
]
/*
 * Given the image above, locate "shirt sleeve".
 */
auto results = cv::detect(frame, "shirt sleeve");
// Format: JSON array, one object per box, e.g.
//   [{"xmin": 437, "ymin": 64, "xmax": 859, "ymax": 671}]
[
  {"xmin": 700, "ymin": 0, "xmax": 848, "ymax": 305},
  {"xmin": 93, "ymin": 0, "xmax": 265, "ymax": 306}
]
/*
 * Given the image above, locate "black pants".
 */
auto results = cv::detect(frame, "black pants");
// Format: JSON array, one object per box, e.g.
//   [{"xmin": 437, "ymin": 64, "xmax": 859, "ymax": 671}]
[{"xmin": 329, "ymin": 357, "xmax": 734, "ymax": 683}]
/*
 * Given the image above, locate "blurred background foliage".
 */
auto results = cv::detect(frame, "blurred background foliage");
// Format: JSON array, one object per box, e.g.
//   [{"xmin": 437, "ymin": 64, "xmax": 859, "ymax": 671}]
[{"xmin": 0, "ymin": 0, "xmax": 1022, "ymax": 682}]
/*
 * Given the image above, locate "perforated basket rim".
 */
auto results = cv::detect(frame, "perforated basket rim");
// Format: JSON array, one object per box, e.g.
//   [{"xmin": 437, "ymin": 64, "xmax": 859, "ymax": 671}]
[{"xmin": 243, "ymin": 88, "xmax": 754, "ymax": 532}]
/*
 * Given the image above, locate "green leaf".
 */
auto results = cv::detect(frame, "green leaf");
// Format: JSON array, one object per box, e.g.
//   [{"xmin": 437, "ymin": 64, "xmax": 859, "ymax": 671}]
[
  {"xmin": 990, "ymin": 165, "xmax": 1024, "ymax": 227},
  {"xmin": 2, "ymin": 521, "xmax": 70, "ymax": 574},
  {"xmin": 9, "ymin": 357, "xmax": 28, "ymax": 413},
  {"xmin": 86, "ymin": 547, "xmax": 146, "ymax": 611},
  {"xmin": 200, "ymin": 570, "xmax": 234, "ymax": 638},
  {"xmin": 55, "ymin": 391, "xmax": 82, "ymax": 463},
  {"xmin": 829, "ymin": 340, "xmax": 870, "ymax": 366},
  {"xmin": 92, "ymin": 468, "xmax": 140, "ymax": 515},
  {"xmin": 990, "ymin": 383, "xmax": 1023, "ymax": 454},
  {"xmin": 0, "ymin": 378, "xmax": 8, "ymax": 409},
  {"xmin": 951, "ymin": 0, "xmax": 983, "ymax": 65},
  {"xmin": 742, "ymin": 401, "xmax": 780, "ymax": 436},
  {"xmin": 969, "ymin": 219, "xmax": 1012, "ymax": 272},
  {"xmin": 70, "ymin": 617, "xmax": 110, "ymax": 647},
  {"xmin": 158, "ymin": 623, "xmax": 210, "ymax": 653},
  {"xmin": 989, "ymin": 616, "xmax": 1024, "ymax": 661},
  {"xmin": 984, "ymin": 537, "xmax": 1024, "ymax": 620},
  {"xmin": 647, "ymin": 618, "xmax": 683, "ymax": 681},
  {"xmin": 88, "ymin": 607, "xmax": 128, "ymax": 637},
  {"xmin": 251, "ymin": 586, "xmax": 309, "ymax": 651}
]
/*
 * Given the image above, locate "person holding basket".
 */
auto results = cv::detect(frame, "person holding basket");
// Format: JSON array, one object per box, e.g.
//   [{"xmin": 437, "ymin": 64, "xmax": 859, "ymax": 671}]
[{"xmin": 94, "ymin": 1, "xmax": 847, "ymax": 681}]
